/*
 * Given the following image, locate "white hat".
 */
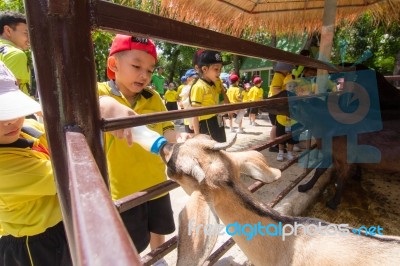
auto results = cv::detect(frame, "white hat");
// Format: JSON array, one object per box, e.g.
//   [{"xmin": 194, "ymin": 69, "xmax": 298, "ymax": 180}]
[{"xmin": 0, "ymin": 62, "xmax": 41, "ymax": 120}]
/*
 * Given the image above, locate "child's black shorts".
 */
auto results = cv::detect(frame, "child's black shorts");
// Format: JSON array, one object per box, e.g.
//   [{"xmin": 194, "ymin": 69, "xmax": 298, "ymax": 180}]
[
  {"xmin": 276, "ymin": 122, "xmax": 301, "ymax": 145},
  {"xmin": 199, "ymin": 115, "xmax": 226, "ymax": 143},
  {"xmin": 166, "ymin": 102, "xmax": 178, "ymax": 111},
  {"xmin": 120, "ymin": 194, "xmax": 175, "ymax": 253},
  {"xmin": 0, "ymin": 222, "xmax": 72, "ymax": 265},
  {"xmin": 268, "ymin": 113, "xmax": 277, "ymax": 126},
  {"xmin": 249, "ymin": 107, "xmax": 259, "ymax": 114}
]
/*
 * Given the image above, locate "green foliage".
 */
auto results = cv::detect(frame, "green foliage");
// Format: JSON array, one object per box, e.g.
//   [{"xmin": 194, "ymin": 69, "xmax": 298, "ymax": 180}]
[
  {"xmin": 332, "ymin": 14, "xmax": 400, "ymax": 74},
  {"xmin": 92, "ymin": 31, "xmax": 114, "ymax": 81},
  {"xmin": 0, "ymin": 0, "xmax": 24, "ymax": 12},
  {"xmin": 156, "ymin": 41, "xmax": 197, "ymax": 83}
]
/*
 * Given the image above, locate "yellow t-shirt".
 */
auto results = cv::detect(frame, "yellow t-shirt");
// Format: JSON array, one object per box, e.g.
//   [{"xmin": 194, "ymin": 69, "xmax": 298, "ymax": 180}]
[
  {"xmin": 0, "ymin": 119, "xmax": 62, "ymax": 237},
  {"xmin": 226, "ymin": 85, "xmax": 242, "ymax": 103},
  {"xmin": 248, "ymin": 86, "xmax": 264, "ymax": 101},
  {"xmin": 177, "ymin": 84, "xmax": 184, "ymax": 100},
  {"xmin": 268, "ymin": 72, "xmax": 286, "ymax": 97},
  {"xmin": 276, "ymin": 115, "xmax": 297, "ymax": 127},
  {"xmin": 0, "ymin": 39, "xmax": 31, "ymax": 96},
  {"xmin": 164, "ymin": 89, "xmax": 178, "ymax": 102},
  {"xmin": 242, "ymin": 90, "xmax": 249, "ymax": 102},
  {"xmin": 98, "ymin": 82, "xmax": 174, "ymax": 200},
  {"xmin": 190, "ymin": 78, "xmax": 222, "ymax": 121}
]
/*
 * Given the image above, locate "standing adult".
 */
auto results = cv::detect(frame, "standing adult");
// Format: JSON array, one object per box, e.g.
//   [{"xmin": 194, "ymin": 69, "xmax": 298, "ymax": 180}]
[
  {"xmin": 0, "ymin": 11, "xmax": 31, "ymax": 96},
  {"xmin": 151, "ymin": 66, "xmax": 165, "ymax": 97}
]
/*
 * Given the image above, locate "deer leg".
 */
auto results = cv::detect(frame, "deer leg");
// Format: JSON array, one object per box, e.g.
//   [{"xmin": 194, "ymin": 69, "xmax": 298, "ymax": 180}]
[
  {"xmin": 298, "ymin": 167, "xmax": 327, "ymax": 192},
  {"xmin": 326, "ymin": 163, "xmax": 350, "ymax": 209},
  {"xmin": 298, "ymin": 151, "xmax": 330, "ymax": 192},
  {"xmin": 351, "ymin": 165, "xmax": 362, "ymax": 181},
  {"xmin": 326, "ymin": 180, "xmax": 344, "ymax": 209}
]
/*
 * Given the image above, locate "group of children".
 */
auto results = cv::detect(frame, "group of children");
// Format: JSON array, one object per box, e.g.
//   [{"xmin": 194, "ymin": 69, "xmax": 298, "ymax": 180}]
[
  {"xmin": 1, "ymin": 27, "xmax": 325, "ymax": 265},
  {"xmin": 1, "ymin": 30, "xmax": 260, "ymax": 265}
]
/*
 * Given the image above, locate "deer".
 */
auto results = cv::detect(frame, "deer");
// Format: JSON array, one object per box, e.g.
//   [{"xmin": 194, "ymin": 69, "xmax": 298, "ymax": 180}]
[{"xmin": 160, "ymin": 134, "xmax": 400, "ymax": 266}]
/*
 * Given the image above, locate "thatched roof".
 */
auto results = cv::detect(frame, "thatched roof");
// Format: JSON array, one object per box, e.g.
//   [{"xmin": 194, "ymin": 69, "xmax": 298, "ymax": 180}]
[{"xmin": 160, "ymin": 0, "xmax": 400, "ymax": 36}]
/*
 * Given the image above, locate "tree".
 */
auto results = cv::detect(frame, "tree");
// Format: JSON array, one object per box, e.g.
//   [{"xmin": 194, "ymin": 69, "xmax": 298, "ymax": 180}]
[
  {"xmin": 0, "ymin": 0, "xmax": 24, "ymax": 12},
  {"xmin": 92, "ymin": 31, "xmax": 113, "ymax": 81},
  {"xmin": 332, "ymin": 14, "xmax": 400, "ymax": 74}
]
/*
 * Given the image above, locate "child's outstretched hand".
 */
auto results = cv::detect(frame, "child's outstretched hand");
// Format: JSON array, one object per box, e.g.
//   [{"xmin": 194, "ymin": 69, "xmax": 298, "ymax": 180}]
[
  {"xmin": 176, "ymin": 132, "xmax": 192, "ymax": 143},
  {"xmin": 99, "ymin": 96, "xmax": 137, "ymax": 145},
  {"xmin": 164, "ymin": 129, "xmax": 192, "ymax": 143}
]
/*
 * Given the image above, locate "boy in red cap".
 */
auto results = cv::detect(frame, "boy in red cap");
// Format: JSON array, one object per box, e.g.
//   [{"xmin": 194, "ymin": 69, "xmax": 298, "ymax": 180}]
[
  {"xmin": 248, "ymin": 77, "xmax": 264, "ymax": 126},
  {"xmin": 97, "ymin": 34, "xmax": 189, "ymax": 258}
]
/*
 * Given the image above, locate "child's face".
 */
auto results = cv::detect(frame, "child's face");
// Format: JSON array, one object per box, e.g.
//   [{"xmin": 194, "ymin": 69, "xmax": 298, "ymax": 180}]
[
  {"xmin": 110, "ymin": 50, "xmax": 156, "ymax": 97},
  {"xmin": 286, "ymin": 81, "xmax": 297, "ymax": 92},
  {"xmin": 201, "ymin": 64, "xmax": 223, "ymax": 83},
  {"xmin": 0, "ymin": 117, "xmax": 25, "ymax": 144}
]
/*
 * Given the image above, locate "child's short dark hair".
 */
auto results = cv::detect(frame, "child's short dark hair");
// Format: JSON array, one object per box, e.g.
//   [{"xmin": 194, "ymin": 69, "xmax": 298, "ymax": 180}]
[{"xmin": 0, "ymin": 11, "xmax": 26, "ymax": 35}]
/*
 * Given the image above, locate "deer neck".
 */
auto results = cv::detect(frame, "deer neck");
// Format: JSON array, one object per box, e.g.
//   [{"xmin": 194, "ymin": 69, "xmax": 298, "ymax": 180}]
[{"xmin": 211, "ymin": 181, "xmax": 294, "ymax": 265}]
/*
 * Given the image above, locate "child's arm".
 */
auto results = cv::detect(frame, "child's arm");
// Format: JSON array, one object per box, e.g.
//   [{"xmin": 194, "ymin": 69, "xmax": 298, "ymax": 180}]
[
  {"xmin": 99, "ymin": 96, "xmax": 137, "ymax": 146},
  {"xmin": 221, "ymin": 88, "xmax": 230, "ymax": 104},
  {"xmin": 269, "ymin": 86, "xmax": 281, "ymax": 96},
  {"xmin": 191, "ymin": 116, "xmax": 200, "ymax": 135}
]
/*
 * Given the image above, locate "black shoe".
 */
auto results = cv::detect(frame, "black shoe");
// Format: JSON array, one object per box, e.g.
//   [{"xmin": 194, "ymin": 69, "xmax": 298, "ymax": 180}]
[{"xmin": 269, "ymin": 146, "xmax": 279, "ymax": 152}]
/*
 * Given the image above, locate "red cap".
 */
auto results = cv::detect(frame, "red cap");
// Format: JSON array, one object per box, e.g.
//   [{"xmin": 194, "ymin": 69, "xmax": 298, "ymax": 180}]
[
  {"xmin": 192, "ymin": 49, "xmax": 204, "ymax": 66},
  {"xmin": 253, "ymin": 77, "xmax": 263, "ymax": 84},
  {"xmin": 229, "ymin": 74, "xmax": 239, "ymax": 83},
  {"xmin": 107, "ymin": 34, "xmax": 157, "ymax": 80}
]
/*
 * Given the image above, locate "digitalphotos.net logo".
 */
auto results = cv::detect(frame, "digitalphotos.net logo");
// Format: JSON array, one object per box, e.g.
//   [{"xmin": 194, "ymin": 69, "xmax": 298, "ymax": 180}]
[{"xmin": 188, "ymin": 219, "xmax": 383, "ymax": 241}]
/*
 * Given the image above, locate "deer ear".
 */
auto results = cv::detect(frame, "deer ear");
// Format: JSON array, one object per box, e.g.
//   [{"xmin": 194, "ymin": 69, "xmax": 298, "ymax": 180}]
[
  {"xmin": 231, "ymin": 150, "xmax": 281, "ymax": 183},
  {"xmin": 177, "ymin": 190, "xmax": 219, "ymax": 266}
]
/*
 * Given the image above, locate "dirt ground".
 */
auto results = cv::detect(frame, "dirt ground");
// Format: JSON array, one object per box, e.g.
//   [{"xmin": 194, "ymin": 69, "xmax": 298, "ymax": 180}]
[
  {"xmin": 304, "ymin": 169, "xmax": 400, "ymax": 236},
  {"xmin": 142, "ymin": 113, "xmax": 400, "ymax": 265}
]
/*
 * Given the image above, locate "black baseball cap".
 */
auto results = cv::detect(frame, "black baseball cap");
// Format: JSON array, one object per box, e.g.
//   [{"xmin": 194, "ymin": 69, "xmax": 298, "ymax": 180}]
[{"xmin": 197, "ymin": 50, "xmax": 230, "ymax": 66}]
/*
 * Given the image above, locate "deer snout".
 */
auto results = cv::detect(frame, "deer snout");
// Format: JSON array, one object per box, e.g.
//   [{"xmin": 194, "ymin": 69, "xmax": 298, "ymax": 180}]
[{"xmin": 160, "ymin": 142, "xmax": 175, "ymax": 164}]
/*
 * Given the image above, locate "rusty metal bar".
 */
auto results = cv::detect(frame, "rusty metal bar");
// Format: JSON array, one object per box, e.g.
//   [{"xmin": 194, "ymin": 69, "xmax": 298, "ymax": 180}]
[
  {"xmin": 94, "ymin": 0, "xmax": 338, "ymax": 72},
  {"xmin": 267, "ymin": 160, "xmax": 324, "ymax": 208},
  {"xmin": 384, "ymin": 75, "xmax": 400, "ymax": 81},
  {"xmin": 247, "ymin": 144, "xmax": 317, "ymax": 193},
  {"xmin": 141, "ymin": 236, "xmax": 178, "ymax": 266},
  {"xmin": 102, "ymin": 97, "xmax": 291, "ymax": 131},
  {"xmin": 66, "ymin": 131, "xmax": 141, "ymax": 266},
  {"xmin": 102, "ymin": 92, "xmax": 331, "ymax": 132},
  {"xmin": 103, "ymin": 91, "xmax": 340, "ymax": 132},
  {"xmin": 114, "ymin": 181, "xmax": 179, "ymax": 213},
  {"xmin": 24, "ymin": 0, "xmax": 109, "ymax": 263}
]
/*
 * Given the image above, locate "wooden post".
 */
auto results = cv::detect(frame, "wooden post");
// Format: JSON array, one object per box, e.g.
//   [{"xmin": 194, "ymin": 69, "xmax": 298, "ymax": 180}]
[{"xmin": 316, "ymin": 0, "xmax": 337, "ymax": 93}]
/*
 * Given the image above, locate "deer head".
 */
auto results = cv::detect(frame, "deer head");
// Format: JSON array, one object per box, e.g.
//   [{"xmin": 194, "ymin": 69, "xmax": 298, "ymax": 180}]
[{"xmin": 160, "ymin": 134, "xmax": 281, "ymax": 265}]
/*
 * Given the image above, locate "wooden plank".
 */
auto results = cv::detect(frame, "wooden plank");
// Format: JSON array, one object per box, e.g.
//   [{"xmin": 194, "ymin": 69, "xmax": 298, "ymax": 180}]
[{"xmin": 94, "ymin": 0, "xmax": 338, "ymax": 72}]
